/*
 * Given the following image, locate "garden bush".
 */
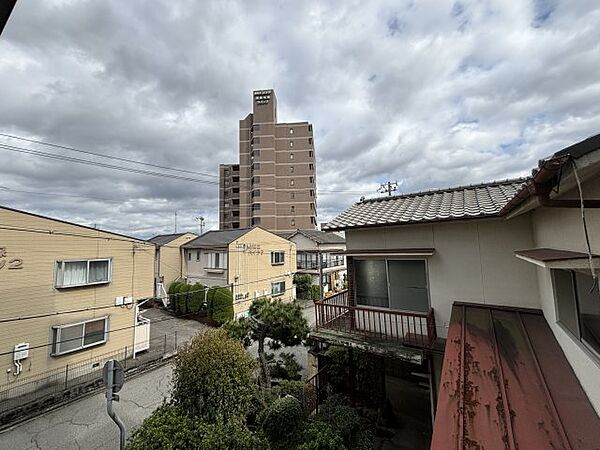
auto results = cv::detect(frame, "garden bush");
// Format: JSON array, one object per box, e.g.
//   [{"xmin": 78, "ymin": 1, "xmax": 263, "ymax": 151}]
[
  {"xmin": 261, "ymin": 396, "xmax": 304, "ymax": 448},
  {"xmin": 188, "ymin": 282, "xmax": 206, "ymax": 314},
  {"xmin": 294, "ymin": 274, "xmax": 313, "ymax": 300},
  {"xmin": 197, "ymin": 420, "xmax": 269, "ymax": 450},
  {"xmin": 280, "ymin": 379, "xmax": 306, "ymax": 404},
  {"xmin": 172, "ymin": 329, "xmax": 255, "ymax": 422},
  {"xmin": 270, "ymin": 352, "xmax": 302, "ymax": 381},
  {"xmin": 315, "ymin": 394, "xmax": 374, "ymax": 450},
  {"xmin": 175, "ymin": 283, "xmax": 192, "ymax": 314},
  {"xmin": 310, "ymin": 284, "xmax": 321, "ymax": 301},
  {"xmin": 211, "ymin": 287, "xmax": 234, "ymax": 324},
  {"xmin": 126, "ymin": 403, "xmax": 205, "ymax": 450},
  {"xmin": 296, "ymin": 421, "xmax": 346, "ymax": 450}
]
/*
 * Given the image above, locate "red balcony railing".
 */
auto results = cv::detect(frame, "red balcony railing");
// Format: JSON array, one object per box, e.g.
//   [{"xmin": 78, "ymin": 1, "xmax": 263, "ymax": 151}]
[{"xmin": 314, "ymin": 290, "xmax": 436, "ymax": 348}]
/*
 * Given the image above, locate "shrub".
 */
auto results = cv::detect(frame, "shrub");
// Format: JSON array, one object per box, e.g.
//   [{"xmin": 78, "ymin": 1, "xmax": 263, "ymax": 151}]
[
  {"xmin": 315, "ymin": 394, "xmax": 373, "ymax": 449},
  {"xmin": 294, "ymin": 274, "xmax": 313, "ymax": 300},
  {"xmin": 188, "ymin": 282, "xmax": 206, "ymax": 314},
  {"xmin": 197, "ymin": 420, "xmax": 269, "ymax": 450},
  {"xmin": 261, "ymin": 396, "xmax": 304, "ymax": 447},
  {"xmin": 280, "ymin": 379, "xmax": 306, "ymax": 404},
  {"xmin": 168, "ymin": 281, "xmax": 184, "ymax": 312},
  {"xmin": 175, "ymin": 283, "xmax": 192, "ymax": 314},
  {"xmin": 126, "ymin": 403, "xmax": 205, "ymax": 450},
  {"xmin": 270, "ymin": 352, "xmax": 302, "ymax": 381},
  {"xmin": 296, "ymin": 421, "xmax": 346, "ymax": 450},
  {"xmin": 212, "ymin": 288, "xmax": 234, "ymax": 324},
  {"xmin": 172, "ymin": 329, "xmax": 255, "ymax": 422},
  {"xmin": 310, "ymin": 284, "xmax": 321, "ymax": 301}
]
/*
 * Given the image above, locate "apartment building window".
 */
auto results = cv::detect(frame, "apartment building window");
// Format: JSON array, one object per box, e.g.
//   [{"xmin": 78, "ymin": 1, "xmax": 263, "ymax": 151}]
[
  {"xmin": 310, "ymin": 190, "xmax": 315, "ymax": 197},
  {"xmin": 253, "ymin": 136, "xmax": 261, "ymax": 144},
  {"xmin": 309, "ymin": 163, "xmax": 314, "ymax": 171},
  {"xmin": 252, "ymin": 150, "xmax": 261, "ymax": 159},
  {"xmin": 233, "ymin": 188, "xmax": 240, "ymax": 194},
  {"xmin": 253, "ymin": 124, "xmax": 261, "ymax": 131},
  {"xmin": 208, "ymin": 252, "xmax": 227, "ymax": 269},
  {"xmin": 290, "ymin": 166, "xmax": 294, "ymax": 173},
  {"xmin": 233, "ymin": 211, "xmax": 240, "ymax": 217},
  {"xmin": 289, "ymin": 128, "xmax": 294, "ymax": 135},
  {"xmin": 252, "ymin": 217, "xmax": 261, "ymax": 226},
  {"xmin": 290, "ymin": 192, "xmax": 295, "ymax": 199},
  {"xmin": 232, "ymin": 222, "xmax": 240, "ymax": 229},
  {"xmin": 252, "ymin": 203, "xmax": 261, "ymax": 211},
  {"xmin": 52, "ymin": 317, "xmax": 109, "ymax": 356},
  {"xmin": 232, "ymin": 176, "xmax": 239, "ymax": 182},
  {"xmin": 252, "ymin": 163, "xmax": 261, "ymax": 171},
  {"xmin": 252, "ymin": 189, "xmax": 260, "ymax": 198},
  {"xmin": 290, "ymin": 179, "xmax": 295, "ymax": 186},
  {"xmin": 309, "ymin": 151, "xmax": 313, "ymax": 158},
  {"xmin": 232, "ymin": 199, "xmax": 240, "ymax": 205},
  {"xmin": 271, "ymin": 281, "xmax": 285, "ymax": 296},
  {"xmin": 291, "ymin": 205, "xmax": 295, "ymax": 213},
  {"xmin": 289, "ymin": 141, "xmax": 294, "ymax": 147},
  {"xmin": 291, "ymin": 219, "xmax": 296, "ymax": 227},
  {"xmin": 309, "ymin": 137, "xmax": 313, "ymax": 145},
  {"xmin": 290, "ymin": 153, "xmax": 294, "ymax": 160},
  {"xmin": 252, "ymin": 176, "xmax": 261, "ymax": 185},
  {"xmin": 311, "ymin": 217, "xmax": 316, "ymax": 225},
  {"xmin": 309, "ymin": 176, "xmax": 314, "ymax": 183},
  {"xmin": 224, "ymin": 170, "xmax": 230, "ymax": 176},
  {"xmin": 355, "ymin": 259, "xmax": 429, "ymax": 312},
  {"xmin": 552, "ymin": 269, "xmax": 600, "ymax": 355},
  {"xmin": 224, "ymin": 202, "xmax": 230, "ymax": 208},
  {"xmin": 232, "ymin": 165, "xmax": 239, "ymax": 171},
  {"xmin": 271, "ymin": 251, "xmax": 285, "ymax": 265},
  {"xmin": 308, "ymin": 124, "xmax": 313, "ymax": 132},
  {"xmin": 310, "ymin": 203, "xmax": 315, "ymax": 211},
  {"xmin": 196, "ymin": 251, "xmax": 200, "ymax": 261},
  {"xmin": 55, "ymin": 259, "xmax": 111, "ymax": 288}
]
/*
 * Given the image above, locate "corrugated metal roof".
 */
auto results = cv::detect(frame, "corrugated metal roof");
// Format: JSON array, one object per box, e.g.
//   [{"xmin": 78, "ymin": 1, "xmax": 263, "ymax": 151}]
[
  {"xmin": 323, "ymin": 178, "xmax": 527, "ymax": 231},
  {"xmin": 431, "ymin": 302, "xmax": 600, "ymax": 450},
  {"xmin": 182, "ymin": 228, "xmax": 253, "ymax": 248}
]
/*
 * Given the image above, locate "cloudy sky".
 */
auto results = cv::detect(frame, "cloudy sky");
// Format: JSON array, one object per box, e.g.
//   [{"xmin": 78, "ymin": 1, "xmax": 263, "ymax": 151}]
[{"xmin": 1, "ymin": 0, "xmax": 599, "ymax": 238}]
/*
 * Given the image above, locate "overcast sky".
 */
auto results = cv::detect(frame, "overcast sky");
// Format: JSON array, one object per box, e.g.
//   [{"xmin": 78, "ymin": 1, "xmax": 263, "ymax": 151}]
[{"xmin": 1, "ymin": 0, "xmax": 599, "ymax": 238}]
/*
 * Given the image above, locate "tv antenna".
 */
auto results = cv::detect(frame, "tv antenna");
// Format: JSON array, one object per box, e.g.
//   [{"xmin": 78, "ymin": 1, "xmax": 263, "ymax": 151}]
[{"xmin": 378, "ymin": 181, "xmax": 398, "ymax": 197}]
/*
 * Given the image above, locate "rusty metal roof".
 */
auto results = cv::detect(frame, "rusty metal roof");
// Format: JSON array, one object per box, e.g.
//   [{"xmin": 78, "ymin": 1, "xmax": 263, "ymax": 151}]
[{"xmin": 431, "ymin": 302, "xmax": 600, "ymax": 450}]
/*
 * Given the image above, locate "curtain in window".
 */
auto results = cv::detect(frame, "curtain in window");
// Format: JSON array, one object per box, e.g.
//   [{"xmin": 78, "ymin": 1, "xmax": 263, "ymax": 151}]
[
  {"xmin": 89, "ymin": 260, "xmax": 109, "ymax": 283},
  {"xmin": 63, "ymin": 261, "xmax": 87, "ymax": 286},
  {"xmin": 84, "ymin": 319, "xmax": 106, "ymax": 346},
  {"xmin": 59, "ymin": 324, "xmax": 84, "ymax": 353},
  {"xmin": 388, "ymin": 260, "xmax": 429, "ymax": 312}
]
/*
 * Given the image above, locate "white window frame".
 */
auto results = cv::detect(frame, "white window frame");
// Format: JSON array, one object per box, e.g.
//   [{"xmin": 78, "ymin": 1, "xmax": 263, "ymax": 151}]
[
  {"xmin": 55, "ymin": 259, "xmax": 112, "ymax": 288},
  {"xmin": 271, "ymin": 281, "xmax": 285, "ymax": 296},
  {"xmin": 207, "ymin": 252, "xmax": 227, "ymax": 269},
  {"xmin": 51, "ymin": 316, "xmax": 109, "ymax": 356},
  {"xmin": 271, "ymin": 251, "xmax": 285, "ymax": 265}
]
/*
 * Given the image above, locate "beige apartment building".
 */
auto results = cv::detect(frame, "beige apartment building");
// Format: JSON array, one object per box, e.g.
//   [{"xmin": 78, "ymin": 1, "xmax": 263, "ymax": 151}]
[
  {"xmin": 149, "ymin": 232, "xmax": 197, "ymax": 293},
  {"xmin": 182, "ymin": 227, "xmax": 296, "ymax": 317},
  {"xmin": 0, "ymin": 206, "xmax": 155, "ymax": 386},
  {"xmin": 220, "ymin": 89, "xmax": 317, "ymax": 233}
]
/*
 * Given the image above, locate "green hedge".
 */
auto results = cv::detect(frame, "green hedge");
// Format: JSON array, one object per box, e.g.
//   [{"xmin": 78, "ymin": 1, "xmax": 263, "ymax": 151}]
[
  {"xmin": 211, "ymin": 288, "xmax": 233, "ymax": 324},
  {"xmin": 310, "ymin": 284, "xmax": 321, "ymax": 301},
  {"xmin": 261, "ymin": 396, "xmax": 304, "ymax": 448}
]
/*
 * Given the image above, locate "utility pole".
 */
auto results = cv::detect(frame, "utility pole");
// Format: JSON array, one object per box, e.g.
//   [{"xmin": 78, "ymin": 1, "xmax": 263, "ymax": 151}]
[
  {"xmin": 103, "ymin": 360, "xmax": 126, "ymax": 450},
  {"xmin": 378, "ymin": 181, "xmax": 398, "ymax": 197},
  {"xmin": 195, "ymin": 216, "xmax": 205, "ymax": 235},
  {"xmin": 174, "ymin": 211, "xmax": 178, "ymax": 233}
]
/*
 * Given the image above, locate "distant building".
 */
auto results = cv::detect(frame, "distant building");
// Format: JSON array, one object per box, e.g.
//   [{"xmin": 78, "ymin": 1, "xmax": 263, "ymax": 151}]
[
  {"xmin": 0, "ymin": 206, "xmax": 155, "ymax": 387},
  {"xmin": 285, "ymin": 229, "xmax": 347, "ymax": 293},
  {"xmin": 181, "ymin": 227, "xmax": 296, "ymax": 317},
  {"xmin": 219, "ymin": 89, "xmax": 317, "ymax": 233},
  {"xmin": 149, "ymin": 232, "xmax": 197, "ymax": 294}
]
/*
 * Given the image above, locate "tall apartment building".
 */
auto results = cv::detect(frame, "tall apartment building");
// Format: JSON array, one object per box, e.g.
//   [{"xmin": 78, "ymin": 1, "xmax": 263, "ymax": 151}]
[{"xmin": 219, "ymin": 89, "xmax": 317, "ymax": 233}]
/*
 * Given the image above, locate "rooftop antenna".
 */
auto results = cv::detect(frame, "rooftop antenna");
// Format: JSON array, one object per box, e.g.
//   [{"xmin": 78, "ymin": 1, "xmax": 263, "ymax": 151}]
[{"xmin": 378, "ymin": 181, "xmax": 398, "ymax": 197}]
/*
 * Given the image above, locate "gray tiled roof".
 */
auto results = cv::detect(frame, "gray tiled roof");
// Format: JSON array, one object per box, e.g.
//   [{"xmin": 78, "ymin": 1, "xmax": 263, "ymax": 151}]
[
  {"xmin": 182, "ymin": 228, "xmax": 252, "ymax": 248},
  {"xmin": 323, "ymin": 178, "xmax": 528, "ymax": 231},
  {"xmin": 289, "ymin": 229, "xmax": 346, "ymax": 244},
  {"xmin": 149, "ymin": 232, "xmax": 195, "ymax": 246}
]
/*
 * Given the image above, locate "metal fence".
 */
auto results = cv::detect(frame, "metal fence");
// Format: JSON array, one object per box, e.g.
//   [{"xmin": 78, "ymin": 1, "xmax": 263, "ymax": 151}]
[{"xmin": 0, "ymin": 332, "xmax": 179, "ymax": 427}]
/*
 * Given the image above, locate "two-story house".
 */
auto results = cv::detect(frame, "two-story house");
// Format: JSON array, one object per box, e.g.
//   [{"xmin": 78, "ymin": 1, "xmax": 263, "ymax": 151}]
[
  {"xmin": 181, "ymin": 227, "xmax": 296, "ymax": 317},
  {"xmin": 149, "ymin": 232, "xmax": 197, "ymax": 301},
  {"xmin": 0, "ymin": 206, "xmax": 155, "ymax": 389},
  {"xmin": 285, "ymin": 229, "xmax": 346, "ymax": 294},
  {"xmin": 317, "ymin": 133, "xmax": 600, "ymax": 448}
]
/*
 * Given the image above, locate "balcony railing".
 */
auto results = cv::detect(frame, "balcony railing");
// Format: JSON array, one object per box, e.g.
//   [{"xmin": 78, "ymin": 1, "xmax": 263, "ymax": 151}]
[{"xmin": 314, "ymin": 290, "xmax": 436, "ymax": 348}]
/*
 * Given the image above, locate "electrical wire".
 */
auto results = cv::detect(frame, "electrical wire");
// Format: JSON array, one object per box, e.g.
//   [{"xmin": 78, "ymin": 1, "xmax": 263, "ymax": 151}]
[{"xmin": 0, "ymin": 133, "xmax": 219, "ymax": 179}]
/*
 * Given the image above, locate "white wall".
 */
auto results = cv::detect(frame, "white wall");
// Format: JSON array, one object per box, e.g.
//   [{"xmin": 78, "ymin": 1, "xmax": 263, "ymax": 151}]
[
  {"xmin": 346, "ymin": 214, "xmax": 540, "ymax": 338},
  {"xmin": 531, "ymin": 175, "xmax": 600, "ymax": 415},
  {"xmin": 184, "ymin": 248, "xmax": 228, "ymax": 287}
]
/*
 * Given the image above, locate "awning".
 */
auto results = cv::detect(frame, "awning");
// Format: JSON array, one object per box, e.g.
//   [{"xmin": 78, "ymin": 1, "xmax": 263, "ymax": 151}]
[
  {"xmin": 333, "ymin": 248, "xmax": 435, "ymax": 257},
  {"xmin": 515, "ymin": 247, "xmax": 600, "ymax": 269},
  {"xmin": 431, "ymin": 302, "xmax": 600, "ymax": 450}
]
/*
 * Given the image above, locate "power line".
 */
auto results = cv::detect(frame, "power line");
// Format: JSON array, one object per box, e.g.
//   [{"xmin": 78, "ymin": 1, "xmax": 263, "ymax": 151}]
[
  {"xmin": 0, "ymin": 133, "xmax": 219, "ymax": 179},
  {"xmin": 0, "ymin": 143, "xmax": 219, "ymax": 185}
]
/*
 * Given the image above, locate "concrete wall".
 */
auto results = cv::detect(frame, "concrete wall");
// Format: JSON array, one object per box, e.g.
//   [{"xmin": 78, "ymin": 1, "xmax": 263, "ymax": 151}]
[
  {"xmin": 530, "ymin": 175, "xmax": 600, "ymax": 414},
  {"xmin": 0, "ymin": 208, "xmax": 155, "ymax": 385},
  {"xmin": 228, "ymin": 227, "xmax": 296, "ymax": 315},
  {"xmin": 184, "ymin": 247, "xmax": 229, "ymax": 287},
  {"xmin": 157, "ymin": 233, "xmax": 197, "ymax": 290},
  {"xmin": 345, "ymin": 214, "xmax": 540, "ymax": 338}
]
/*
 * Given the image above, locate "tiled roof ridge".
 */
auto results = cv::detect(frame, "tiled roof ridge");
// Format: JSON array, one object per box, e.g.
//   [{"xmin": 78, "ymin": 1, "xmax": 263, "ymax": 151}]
[{"xmin": 358, "ymin": 176, "xmax": 530, "ymax": 204}]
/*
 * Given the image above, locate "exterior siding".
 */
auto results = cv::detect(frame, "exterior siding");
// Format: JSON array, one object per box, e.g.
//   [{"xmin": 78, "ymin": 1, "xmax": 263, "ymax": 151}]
[
  {"xmin": 157, "ymin": 233, "xmax": 197, "ymax": 289},
  {"xmin": 184, "ymin": 247, "xmax": 229, "ymax": 287},
  {"xmin": 0, "ymin": 208, "xmax": 154, "ymax": 385},
  {"xmin": 227, "ymin": 227, "xmax": 296, "ymax": 315}
]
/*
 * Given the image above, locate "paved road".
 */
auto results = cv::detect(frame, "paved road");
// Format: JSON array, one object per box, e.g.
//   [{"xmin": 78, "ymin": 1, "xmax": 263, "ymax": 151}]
[
  {"xmin": 0, "ymin": 304, "xmax": 315, "ymax": 449},
  {"xmin": 0, "ymin": 364, "xmax": 173, "ymax": 450}
]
